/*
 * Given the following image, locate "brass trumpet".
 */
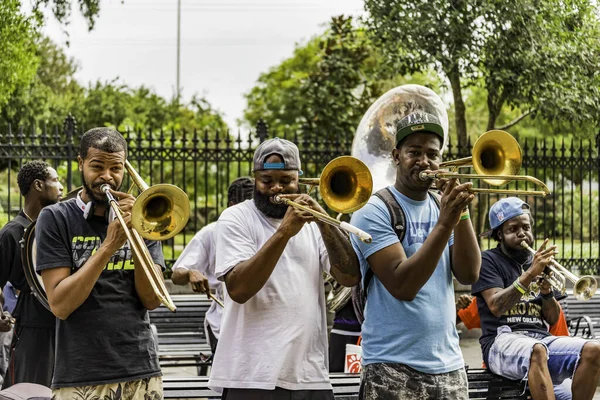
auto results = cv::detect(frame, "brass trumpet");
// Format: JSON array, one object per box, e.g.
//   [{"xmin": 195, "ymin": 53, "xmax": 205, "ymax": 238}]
[
  {"xmin": 520, "ymin": 241, "xmax": 598, "ymax": 301},
  {"xmin": 419, "ymin": 130, "xmax": 551, "ymax": 196},
  {"xmin": 272, "ymin": 156, "xmax": 373, "ymax": 243}
]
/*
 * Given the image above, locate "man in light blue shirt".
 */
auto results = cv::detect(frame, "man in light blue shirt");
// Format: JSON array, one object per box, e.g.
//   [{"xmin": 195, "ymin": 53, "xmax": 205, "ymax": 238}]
[{"xmin": 351, "ymin": 103, "xmax": 481, "ymax": 399}]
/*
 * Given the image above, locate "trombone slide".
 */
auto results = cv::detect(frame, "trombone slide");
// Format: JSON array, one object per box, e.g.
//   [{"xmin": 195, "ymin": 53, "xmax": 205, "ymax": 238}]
[
  {"xmin": 419, "ymin": 171, "xmax": 551, "ymax": 197},
  {"xmin": 273, "ymin": 196, "xmax": 372, "ymax": 243},
  {"xmin": 102, "ymin": 185, "xmax": 177, "ymax": 312}
]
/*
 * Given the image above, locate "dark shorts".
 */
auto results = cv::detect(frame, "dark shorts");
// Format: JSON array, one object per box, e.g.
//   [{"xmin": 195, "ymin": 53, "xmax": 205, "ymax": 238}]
[
  {"xmin": 2, "ymin": 324, "xmax": 55, "ymax": 389},
  {"xmin": 359, "ymin": 363, "xmax": 468, "ymax": 400},
  {"xmin": 222, "ymin": 387, "xmax": 334, "ymax": 400}
]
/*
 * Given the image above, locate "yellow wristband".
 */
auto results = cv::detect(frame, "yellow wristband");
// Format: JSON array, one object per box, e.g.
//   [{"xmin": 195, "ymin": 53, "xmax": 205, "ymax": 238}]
[
  {"xmin": 513, "ymin": 279, "xmax": 526, "ymax": 295},
  {"xmin": 460, "ymin": 210, "xmax": 470, "ymax": 220}
]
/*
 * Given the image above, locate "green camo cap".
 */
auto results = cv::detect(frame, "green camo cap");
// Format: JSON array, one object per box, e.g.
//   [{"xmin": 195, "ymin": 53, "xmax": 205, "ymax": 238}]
[{"xmin": 395, "ymin": 111, "xmax": 444, "ymax": 147}]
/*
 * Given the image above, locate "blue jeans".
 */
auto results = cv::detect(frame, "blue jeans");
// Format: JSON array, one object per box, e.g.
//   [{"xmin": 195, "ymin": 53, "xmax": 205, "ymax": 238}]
[{"xmin": 488, "ymin": 326, "xmax": 591, "ymax": 400}]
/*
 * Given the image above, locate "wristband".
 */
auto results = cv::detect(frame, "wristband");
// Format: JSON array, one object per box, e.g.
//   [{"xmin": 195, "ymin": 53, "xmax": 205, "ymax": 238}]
[
  {"xmin": 512, "ymin": 279, "xmax": 527, "ymax": 295},
  {"xmin": 460, "ymin": 210, "xmax": 470, "ymax": 220}
]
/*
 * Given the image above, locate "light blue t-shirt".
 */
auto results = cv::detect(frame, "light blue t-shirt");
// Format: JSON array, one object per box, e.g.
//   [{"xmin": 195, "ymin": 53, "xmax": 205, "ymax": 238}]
[{"xmin": 350, "ymin": 186, "xmax": 463, "ymax": 374}]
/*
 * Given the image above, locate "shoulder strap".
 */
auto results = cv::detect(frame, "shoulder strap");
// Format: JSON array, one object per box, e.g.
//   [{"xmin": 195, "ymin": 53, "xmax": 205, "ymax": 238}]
[
  {"xmin": 362, "ymin": 189, "xmax": 441, "ymax": 297},
  {"xmin": 428, "ymin": 189, "xmax": 442, "ymax": 209},
  {"xmin": 362, "ymin": 188, "xmax": 407, "ymax": 296},
  {"xmin": 12, "ymin": 215, "xmax": 31, "ymax": 230}
]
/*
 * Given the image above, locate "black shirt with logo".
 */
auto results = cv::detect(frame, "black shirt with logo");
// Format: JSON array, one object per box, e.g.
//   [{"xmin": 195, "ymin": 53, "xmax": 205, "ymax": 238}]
[
  {"xmin": 35, "ymin": 199, "xmax": 164, "ymax": 388},
  {"xmin": 471, "ymin": 245, "xmax": 550, "ymax": 366}
]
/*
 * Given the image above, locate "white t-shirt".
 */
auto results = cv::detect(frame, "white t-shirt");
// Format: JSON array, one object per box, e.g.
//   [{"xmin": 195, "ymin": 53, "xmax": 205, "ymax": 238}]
[
  {"xmin": 208, "ymin": 199, "xmax": 332, "ymax": 391},
  {"xmin": 172, "ymin": 222, "xmax": 223, "ymax": 338}
]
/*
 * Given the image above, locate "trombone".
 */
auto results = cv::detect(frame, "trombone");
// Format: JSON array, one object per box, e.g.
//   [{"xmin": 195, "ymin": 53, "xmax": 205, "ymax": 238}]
[
  {"xmin": 272, "ymin": 156, "xmax": 373, "ymax": 243},
  {"xmin": 100, "ymin": 161, "xmax": 191, "ymax": 312},
  {"xmin": 520, "ymin": 241, "xmax": 598, "ymax": 301},
  {"xmin": 419, "ymin": 130, "xmax": 551, "ymax": 196}
]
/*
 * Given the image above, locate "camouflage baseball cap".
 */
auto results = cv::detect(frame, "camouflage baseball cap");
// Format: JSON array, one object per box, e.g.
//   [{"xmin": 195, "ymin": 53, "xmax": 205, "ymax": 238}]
[{"xmin": 395, "ymin": 111, "xmax": 444, "ymax": 147}]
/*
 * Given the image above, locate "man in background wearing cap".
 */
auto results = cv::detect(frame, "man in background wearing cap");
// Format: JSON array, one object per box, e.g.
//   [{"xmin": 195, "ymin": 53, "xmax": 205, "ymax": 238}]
[
  {"xmin": 208, "ymin": 138, "xmax": 360, "ymax": 400},
  {"xmin": 351, "ymin": 111, "xmax": 481, "ymax": 399},
  {"xmin": 171, "ymin": 176, "xmax": 254, "ymax": 357},
  {"xmin": 472, "ymin": 197, "xmax": 600, "ymax": 400}
]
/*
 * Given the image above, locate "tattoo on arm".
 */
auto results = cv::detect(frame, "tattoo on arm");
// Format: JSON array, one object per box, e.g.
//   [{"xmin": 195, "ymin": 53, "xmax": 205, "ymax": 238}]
[
  {"xmin": 491, "ymin": 286, "xmax": 524, "ymax": 315},
  {"xmin": 320, "ymin": 225, "xmax": 358, "ymax": 277}
]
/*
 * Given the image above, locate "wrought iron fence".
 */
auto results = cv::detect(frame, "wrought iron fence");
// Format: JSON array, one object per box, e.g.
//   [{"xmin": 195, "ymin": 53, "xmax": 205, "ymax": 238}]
[{"xmin": 1, "ymin": 116, "xmax": 599, "ymax": 274}]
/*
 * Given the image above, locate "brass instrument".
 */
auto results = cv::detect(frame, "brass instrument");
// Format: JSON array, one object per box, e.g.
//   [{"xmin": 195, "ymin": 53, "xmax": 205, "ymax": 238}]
[
  {"xmin": 102, "ymin": 185, "xmax": 178, "ymax": 312},
  {"xmin": 419, "ymin": 130, "xmax": 551, "ymax": 196},
  {"xmin": 125, "ymin": 160, "xmax": 190, "ymax": 241},
  {"xmin": 520, "ymin": 241, "xmax": 598, "ymax": 301},
  {"xmin": 272, "ymin": 156, "xmax": 373, "ymax": 243}
]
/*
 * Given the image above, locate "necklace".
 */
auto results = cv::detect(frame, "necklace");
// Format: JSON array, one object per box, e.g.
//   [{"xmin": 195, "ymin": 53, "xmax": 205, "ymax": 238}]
[{"xmin": 22, "ymin": 210, "xmax": 34, "ymax": 222}]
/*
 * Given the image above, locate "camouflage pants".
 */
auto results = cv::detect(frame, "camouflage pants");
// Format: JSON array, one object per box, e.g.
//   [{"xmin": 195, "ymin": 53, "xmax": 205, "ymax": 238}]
[
  {"xmin": 52, "ymin": 376, "xmax": 162, "ymax": 400},
  {"xmin": 359, "ymin": 363, "xmax": 468, "ymax": 400}
]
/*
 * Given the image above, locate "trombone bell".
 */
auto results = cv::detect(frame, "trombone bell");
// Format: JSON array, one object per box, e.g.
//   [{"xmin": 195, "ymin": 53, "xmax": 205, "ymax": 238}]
[
  {"xmin": 132, "ymin": 184, "xmax": 190, "ymax": 241},
  {"xmin": 302, "ymin": 156, "xmax": 373, "ymax": 214},
  {"xmin": 471, "ymin": 130, "xmax": 522, "ymax": 186}
]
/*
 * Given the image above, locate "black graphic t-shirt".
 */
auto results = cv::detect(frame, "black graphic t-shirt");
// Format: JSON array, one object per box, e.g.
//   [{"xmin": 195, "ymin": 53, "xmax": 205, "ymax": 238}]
[
  {"xmin": 0, "ymin": 211, "xmax": 56, "ymax": 328},
  {"xmin": 35, "ymin": 199, "xmax": 164, "ymax": 388},
  {"xmin": 471, "ymin": 246, "xmax": 550, "ymax": 366}
]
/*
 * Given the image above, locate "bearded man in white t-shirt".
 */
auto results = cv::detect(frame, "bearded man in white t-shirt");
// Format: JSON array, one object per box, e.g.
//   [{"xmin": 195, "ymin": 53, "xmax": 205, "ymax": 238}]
[{"xmin": 208, "ymin": 138, "xmax": 361, "ymax": 400}]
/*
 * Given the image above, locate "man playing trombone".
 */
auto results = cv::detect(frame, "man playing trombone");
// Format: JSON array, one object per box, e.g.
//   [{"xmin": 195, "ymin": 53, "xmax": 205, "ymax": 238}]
[
  {"xmin": 208, "ymin": 137, "xmax": 361, "ymax": 400},
  {"xmin": 35, "ymin": 128, "xmax": 164, "ymax": 399},
  {"xmin": 472, "ymin": 197, "xmax": 600, "ymax": 400},
  {"xmin": 350, "ymin": 109, "xmax": 481, "ymax": 399}
]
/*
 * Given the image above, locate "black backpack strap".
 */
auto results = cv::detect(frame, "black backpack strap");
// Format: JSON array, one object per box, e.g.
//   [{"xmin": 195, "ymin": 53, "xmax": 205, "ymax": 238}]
[
  {"xmin": 12, "ymin": 215, "xmax": 31, "ymax": 230},
  {"xmin": 362, "ymin": 188, "xmax": 407, "ymax": 296},
  {"xmin": 363, "ymin": 189, "xmax": 441, "ymax": 297}
]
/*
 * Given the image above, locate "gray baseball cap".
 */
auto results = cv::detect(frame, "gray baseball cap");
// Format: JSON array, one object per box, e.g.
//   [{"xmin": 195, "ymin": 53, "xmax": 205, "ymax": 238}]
[{"xmin": 253, "ymin": 138, "xmax": 303, "ymax": 175}]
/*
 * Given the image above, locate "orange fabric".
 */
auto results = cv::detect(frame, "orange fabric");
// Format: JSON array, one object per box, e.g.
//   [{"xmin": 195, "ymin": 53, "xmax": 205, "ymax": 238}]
[
  {"xmin": 549, "ymin": 308, "xmax": 569, "ymax": 336},
  {"xmin": 457, "ymin": 297, "xmax": 481, "ymax": 330},
  {"xmin": 458, "ymin": 297, "xmax": 568, "ymax": 336}
]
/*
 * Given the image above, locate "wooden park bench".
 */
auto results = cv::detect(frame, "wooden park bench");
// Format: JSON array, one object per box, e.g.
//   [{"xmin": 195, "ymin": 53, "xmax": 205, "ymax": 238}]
[{"xmin": 162, "ymin": 369, "xmax": 529, "ymax": 399}]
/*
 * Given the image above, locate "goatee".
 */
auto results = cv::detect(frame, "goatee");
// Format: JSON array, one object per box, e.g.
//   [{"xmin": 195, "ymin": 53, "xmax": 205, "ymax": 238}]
[
  {"xmin": 81, "ymin": 171, "xmax": 114, "ymax": 205},
  {"xmin": 253, "ymin": 186, "xmax": 299, "ymax": 219}
]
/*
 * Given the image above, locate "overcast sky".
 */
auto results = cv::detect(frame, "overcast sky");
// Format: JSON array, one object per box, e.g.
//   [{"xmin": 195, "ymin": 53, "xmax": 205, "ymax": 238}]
[{"xmin": 41, "ymin": 0, "xmax": 365, "ymax": 128}]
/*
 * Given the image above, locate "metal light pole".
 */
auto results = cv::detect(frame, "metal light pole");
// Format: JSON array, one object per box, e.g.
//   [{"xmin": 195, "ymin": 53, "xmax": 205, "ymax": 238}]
[{"xmin": 176, "ymin": 0, "xmax": 181, "ymax": 102}]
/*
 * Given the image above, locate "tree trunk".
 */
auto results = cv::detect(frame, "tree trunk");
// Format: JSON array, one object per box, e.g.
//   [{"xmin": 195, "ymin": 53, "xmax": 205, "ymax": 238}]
[{"xmin": 446, "ymin": 63, "xmax": 468, "ymax": 153}]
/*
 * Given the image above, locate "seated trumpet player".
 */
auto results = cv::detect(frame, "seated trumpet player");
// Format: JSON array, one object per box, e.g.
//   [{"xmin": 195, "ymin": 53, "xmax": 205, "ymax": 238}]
[{"xmin": 472, "ymin": 197, "xmax": 600, "ymax": 400}]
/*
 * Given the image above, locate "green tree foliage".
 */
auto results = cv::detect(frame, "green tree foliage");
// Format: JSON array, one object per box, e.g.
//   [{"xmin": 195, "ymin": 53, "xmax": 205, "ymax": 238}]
[
  {"xmin": 364, "ymin": 0, "xmax": 600, "ymax": 146},
  {"xmin": 243, "ymin": 16, "xmax": 386, "ymax": 142},
  {"xmin": 241, "ymin": 36, "xmax": 322, "ymax": 132},
  {"xmin": 1, "ymin": 37, "xmax": 83, "ymax": 128},
  {"xmin": 0, "ymin": 0, "xmax": 40, "ymax": 108},
  {"xmin": 33, "ymin": 0, "xmax": 102, "ymax": 30}
]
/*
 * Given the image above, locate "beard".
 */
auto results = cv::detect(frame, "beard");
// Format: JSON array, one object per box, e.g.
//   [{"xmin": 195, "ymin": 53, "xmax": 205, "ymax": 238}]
[
  {"xmin": 253, "ymin": 186, "xmax": 300, "ymax": 219},
  {"xmin": 81, "ymin": 171, "xmax": 116, "ymax": 205}
]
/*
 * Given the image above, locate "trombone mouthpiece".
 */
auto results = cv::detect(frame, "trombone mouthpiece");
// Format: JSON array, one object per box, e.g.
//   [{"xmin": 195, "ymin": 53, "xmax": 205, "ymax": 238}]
[
  {"xmin": 271, "ymin": 195, "xmax": 284, "ymax": 205},
  {"xmin": 419, "ymin": 171, "xmax": 431, "ymax": 181},
  {"xmin": 100, "ymin": 184, "xmax": 111, "ymax": 194}
]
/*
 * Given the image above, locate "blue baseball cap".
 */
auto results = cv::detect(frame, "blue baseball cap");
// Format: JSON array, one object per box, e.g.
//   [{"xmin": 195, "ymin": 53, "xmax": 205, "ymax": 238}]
[{"xmin": 481, "ymin": 197, "xmax": 531, "ymax": 237}]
